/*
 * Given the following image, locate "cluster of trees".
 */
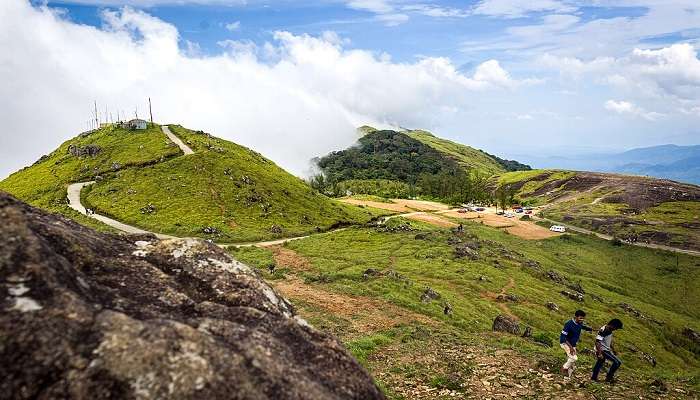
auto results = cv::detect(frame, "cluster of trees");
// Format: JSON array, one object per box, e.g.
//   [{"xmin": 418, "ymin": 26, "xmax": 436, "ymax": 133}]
[
  {"xmin": 416, "ymin": 169, "xmax": 493, "ymax": 205},
  {"xmin": 315, "ymin": 130, "xmax": 456, "ymax": 184},
  {"xmin": 311, "ymin": 129, "xmax": 522, "ymax": 206},
  {"xmin": 309, "ymin": 170, "xmax": 509, "ymax": 206}
]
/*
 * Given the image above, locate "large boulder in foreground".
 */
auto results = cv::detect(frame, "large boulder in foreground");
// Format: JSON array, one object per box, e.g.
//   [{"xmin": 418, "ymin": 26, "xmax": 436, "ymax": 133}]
[{"xmin": 0, "ymin": 192, "xmax": 384, "ymax": 400}]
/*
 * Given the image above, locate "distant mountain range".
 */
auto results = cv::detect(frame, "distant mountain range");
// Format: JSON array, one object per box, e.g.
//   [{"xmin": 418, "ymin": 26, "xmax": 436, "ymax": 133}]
[{"xmin": 513, "ymin": 144, "xmax": 700, "ymax": 185}]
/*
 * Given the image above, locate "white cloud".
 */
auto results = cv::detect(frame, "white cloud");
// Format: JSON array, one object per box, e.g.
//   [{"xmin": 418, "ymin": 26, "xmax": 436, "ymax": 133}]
[
  {"xmin": 375, "ymin": 13, "xmax": 409, "ymax": 26},
  {"xmin": 605, "ymin": 100, "xmax": 665, "ymax": 121},
  {"xmin": 0, "ymin": 1, "xmax": 534, "ymax": 178},
  {"xmin": 542, "ymin": 44, "xmax": 700, "ymax": 101},
  {"xmin": 346, "ymin": 0, "xmax": 393, "ymax": 14},
  {"xmin": 473, "ymin": 60, "xmax": 543, "ymax": 88},
  {"xmin": 471, "ymin": 0, "xmax": 576, "ymax": 18},
  {"xmin": 401, "ymin": 4, "xmax": 468, "ymax": 18},
  {"xmin": 225, "ymin": 21, "xmax": 240, "ymax": 31}
]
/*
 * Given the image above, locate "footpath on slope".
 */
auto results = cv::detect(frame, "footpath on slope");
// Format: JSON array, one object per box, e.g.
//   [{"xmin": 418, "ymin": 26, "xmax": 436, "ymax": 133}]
[
  {"xmin": 67, "ymin": 125, "xmax": 191, "ymax": 240},
  {"xmin": 66, "ymin": 129, "xmax": 365, "ymax": 247}
]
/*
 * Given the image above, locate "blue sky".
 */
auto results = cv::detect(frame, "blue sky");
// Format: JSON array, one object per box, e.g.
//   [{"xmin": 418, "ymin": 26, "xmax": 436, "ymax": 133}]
[{"xmin": 2, "ymin": 0, "xmax": 700, "ymax": 177}]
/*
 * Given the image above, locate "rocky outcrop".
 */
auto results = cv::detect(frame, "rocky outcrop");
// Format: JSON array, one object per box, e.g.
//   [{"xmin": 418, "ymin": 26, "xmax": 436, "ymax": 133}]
[
  {"xmin": 0, "ymin": 192, "xmax": 383, "ymax": 400},
  {"xmin": 492, "ymin": 315, "xmax": 520, "ymax": 335}
]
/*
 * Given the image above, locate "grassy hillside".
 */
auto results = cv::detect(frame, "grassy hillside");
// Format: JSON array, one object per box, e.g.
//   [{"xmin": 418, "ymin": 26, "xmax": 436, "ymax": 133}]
[
  {"xmin": 498, "ymin": 169, "xmax": 700, "ymax": 251},
  {"xmin": 0, "ymin": 123, "xmax": 180, "ymax": 231},
  {"xmin": 231, "ymin": 218, "xmax": 700, "ymax": 398},
  {"xmin": 1, "ymin": 124, "xmax": 386, "ymax": 242},
  {"xmin": 406, "ymin": 130, "xmax": 529, "ymax": 175}
]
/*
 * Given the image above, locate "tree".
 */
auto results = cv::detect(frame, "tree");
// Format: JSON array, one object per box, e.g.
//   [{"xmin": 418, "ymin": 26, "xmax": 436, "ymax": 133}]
[{"xmin": 494, "ymin": 184, "xmax": 514, "ymax": 213}]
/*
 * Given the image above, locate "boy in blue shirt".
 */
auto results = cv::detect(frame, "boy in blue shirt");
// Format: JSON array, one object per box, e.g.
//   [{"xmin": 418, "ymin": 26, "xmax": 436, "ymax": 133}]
[{"xmin": 559, "ymin": 310, "xmax": 593, "ymax": 377}]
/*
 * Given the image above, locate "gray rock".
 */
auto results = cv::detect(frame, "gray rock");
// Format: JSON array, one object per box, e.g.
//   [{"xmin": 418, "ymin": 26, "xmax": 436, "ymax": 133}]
[
  {"xmin": 492, "ymin": 315, "xmax": 520, "ymax": 335},
  {"xmin": 68, "ymin": 144, "xmax": 102, "ymax": 157},
  {"xmin": 420, "ymin": 287, "xmax": 441, "ymax": 303},
  {"xmin": 545, "ymin": 302, "xmax": 559, "ymax": 311},
  {"xmin": 560, "ymin": 290, "xmax": 584, "ymax": 302},
  {"xmin": 0, "ymin": 192, "xmax": 383, "ymax": 400}
]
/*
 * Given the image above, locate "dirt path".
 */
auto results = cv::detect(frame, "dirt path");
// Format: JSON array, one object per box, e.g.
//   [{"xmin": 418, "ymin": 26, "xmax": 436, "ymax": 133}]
[
  {"xmin": 481, "ymin": 277, "xmax": 519, "ymax": 320},
  {"xmin": 66, "ymin": 125, "xmax": 196, "ymax": 240},
  {"xmin": 162, "ymin": 125, "xmax": 194, "ymax": 155},
  {"xmin": 67, "ymin": 181, "xmax": 176, "ymax": 239}
]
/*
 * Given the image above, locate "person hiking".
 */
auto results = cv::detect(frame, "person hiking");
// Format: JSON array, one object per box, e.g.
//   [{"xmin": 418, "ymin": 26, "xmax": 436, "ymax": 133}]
[
  {"xmin": 559, "ymin": 310, "xmax": 593, "ymax": 377},
  {"xmin": 592, "ymin": 318, "xmax": 624, "ymax": 383}
]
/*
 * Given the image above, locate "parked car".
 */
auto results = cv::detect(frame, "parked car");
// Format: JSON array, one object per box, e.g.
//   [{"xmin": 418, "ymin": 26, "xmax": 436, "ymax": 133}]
[
  {"xmin": 525, "ymin": 210, "xmax": 532, "ymax": 214},
  {"xmin": 550, "ymin": 225, "xmax": 566, "ymax": 233},
  {"xmin": 457, "ymin": 208, "xmax": 468, "ymax": 213},
  {"xmin": 476, "ymin": 207, "xmax": 485, "ymax": 211},
  {"xmin": 515, "ymin": 208, "xmax": 524, "ymax": 213},
  {"xmin": 524, "ymin": 206, "xmax": 533, "ymax": 210},
  {"xmin": 496, "ymin": 211, "xmax": 504, "ymax": 215},
  {"xmin": 505, "ymin": 212, "xmax": 515, "ymax": 218}
]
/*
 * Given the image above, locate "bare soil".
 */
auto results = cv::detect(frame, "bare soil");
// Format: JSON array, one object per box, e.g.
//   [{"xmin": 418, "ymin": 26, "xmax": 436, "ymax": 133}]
[
  {"xmin": 339, "ymin": 198, "xmax": 412, "ymax": 212},
  {"xmin": 405, "ymin": 212, "xmax": 457, "ymax": 227}
]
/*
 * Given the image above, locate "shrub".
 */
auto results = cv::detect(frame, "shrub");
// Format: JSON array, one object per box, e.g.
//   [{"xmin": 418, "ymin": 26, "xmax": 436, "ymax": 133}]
[{"xmin": 533, "ymin": 332, "xmax": 554, "ymax": 347}]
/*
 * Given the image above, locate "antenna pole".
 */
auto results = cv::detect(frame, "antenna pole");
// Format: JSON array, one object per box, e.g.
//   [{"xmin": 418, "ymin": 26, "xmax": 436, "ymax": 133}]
[
  {"xmin": 148, "ymin": 97, "xmax": 153, "ymax": 124},
  {"xmin": 94, "ymin": 101, "xmax": 99, "ymax": 128}
]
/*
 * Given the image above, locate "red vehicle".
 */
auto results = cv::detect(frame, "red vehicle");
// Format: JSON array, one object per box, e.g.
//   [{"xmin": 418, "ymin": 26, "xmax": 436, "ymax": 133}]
[{"xmin": 525, "ymin": 210, "xmax": 532, "ymax": 214}]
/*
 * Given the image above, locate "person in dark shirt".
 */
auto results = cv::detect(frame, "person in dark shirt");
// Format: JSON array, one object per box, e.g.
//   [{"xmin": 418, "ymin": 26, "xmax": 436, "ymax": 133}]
[
  {"xmin": 559, "ymin": 309, "xmax": 593, "ymax": 377},
  {"xmin": 592, "ymin": 318, "xmax": 624, "ymax": 383}
]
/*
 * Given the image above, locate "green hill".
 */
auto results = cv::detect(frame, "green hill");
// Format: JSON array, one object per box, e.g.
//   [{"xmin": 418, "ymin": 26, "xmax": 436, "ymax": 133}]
[
  {"xmin": 314, "ymin": 128, "xmax": 528, "ymax": 203},
  {"xmin": 497, "ymin": 169, "xmax": 700, "ymax": 251},
  {"xmin": 405, "ymin": 129, "xmax": 529, "ymax": 175},
  {"xmin": 0, "ymin": 124, "xmax": 385, "ymax": 242}
]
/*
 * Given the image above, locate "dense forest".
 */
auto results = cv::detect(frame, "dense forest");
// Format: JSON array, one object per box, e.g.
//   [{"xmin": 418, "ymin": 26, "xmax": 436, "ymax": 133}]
[
  {"xmin": 312, "ymin": 130, "xmax": 502, "ymax": 204},
  {"xmin": 316, "ymin": 130, "xmax": 458, "ymax": 183}
]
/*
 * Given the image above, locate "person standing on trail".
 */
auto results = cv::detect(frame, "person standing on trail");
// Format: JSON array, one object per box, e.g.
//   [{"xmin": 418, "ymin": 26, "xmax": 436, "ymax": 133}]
[
  {"xmin": 559, "ymin": 310, "xmax": 593, "ymax": 377},
  {"xmin": 592, "ymin": 318, "xmax": 624, "ymax": 383}
]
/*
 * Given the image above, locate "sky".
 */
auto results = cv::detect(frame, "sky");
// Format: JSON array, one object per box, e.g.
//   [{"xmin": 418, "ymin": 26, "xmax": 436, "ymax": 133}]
[{"xmin": 1, "ymin": 0, "xmax": 699, "ymax": 178}]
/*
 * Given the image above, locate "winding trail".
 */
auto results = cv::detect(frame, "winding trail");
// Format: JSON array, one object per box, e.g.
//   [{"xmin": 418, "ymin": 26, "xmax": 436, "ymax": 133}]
[
  {"xmin": 66, "ymin": 128, "xmax": 356, "ymax": 247},
  {"xmin": 67, "ymin": 126, "xmax": 190, "ymax": 241}
]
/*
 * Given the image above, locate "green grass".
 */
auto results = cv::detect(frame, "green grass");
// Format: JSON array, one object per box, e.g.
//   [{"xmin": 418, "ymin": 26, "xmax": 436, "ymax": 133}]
[
  {"xmin": 81, "ymin": 125, "xmax": 385, "ymax": 242},
  {"xmin": 1, "ymin": 124, "xmax": 386, "ymax": 242},
  {"xmin": 497, "ymin": 170, "xmax": 700, "ymax": 250},
  {"xmin": 406, "ymin": 130, "xmax": 505, "ymax": 176},
  {"xmin": 0, "ymin": 123, "xmax": 178, "ymax": 232},
  {"xmin": 278, "ymin": 220, "xmax": 699, "ymax": 392}
]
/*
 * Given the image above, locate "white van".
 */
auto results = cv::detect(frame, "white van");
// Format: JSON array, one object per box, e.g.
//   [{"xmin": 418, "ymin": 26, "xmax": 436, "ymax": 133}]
[{"xmin": 550, "ymin": 225, "xmax": 566, "ymax": 233}]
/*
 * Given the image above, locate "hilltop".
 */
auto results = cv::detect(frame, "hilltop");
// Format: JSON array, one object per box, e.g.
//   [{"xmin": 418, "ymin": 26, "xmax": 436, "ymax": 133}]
[
  {"xmin": 314, "ymin": 128, "xmax": 529, "ymax": 203},
  {"xmin": 0, "ymin": 124, "xmax": 384, "ymax": 242},
  {"xmin": 498, "ymin": 169, "xmax": 700, "ymax": 251}
]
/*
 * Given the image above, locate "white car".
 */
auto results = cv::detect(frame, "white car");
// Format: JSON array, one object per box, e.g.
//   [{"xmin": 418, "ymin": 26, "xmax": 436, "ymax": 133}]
[
  {"xmin": 504, "ymin": 212, "xmax": 515, "ymax": 218},
  {"xmin": 550, "ymin": 225, "xmax": 566, "ymax": 233}
]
